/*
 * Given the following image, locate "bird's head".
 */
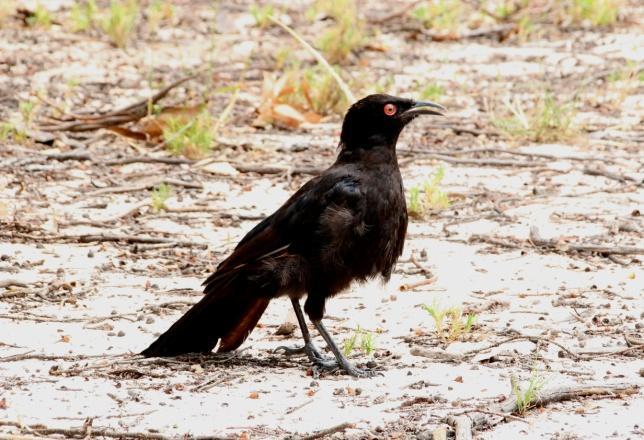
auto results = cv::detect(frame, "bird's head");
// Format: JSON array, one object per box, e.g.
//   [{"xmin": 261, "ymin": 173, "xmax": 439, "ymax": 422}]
[{"xmin": 339, "ymin": 94, "xmax": 445, "ymax": 151}]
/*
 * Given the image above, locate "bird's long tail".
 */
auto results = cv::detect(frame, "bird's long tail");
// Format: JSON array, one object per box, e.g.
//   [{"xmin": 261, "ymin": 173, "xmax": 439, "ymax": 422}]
[{"xmin": 141, "ymin": 274, "xmax": 270, "ymax": 357}]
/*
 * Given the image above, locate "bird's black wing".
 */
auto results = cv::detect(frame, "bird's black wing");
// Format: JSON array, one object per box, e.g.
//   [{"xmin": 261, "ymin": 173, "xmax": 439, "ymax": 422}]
[{"xmin": 203, "ymin": 167, "xmax": 365, "ymax": 290}]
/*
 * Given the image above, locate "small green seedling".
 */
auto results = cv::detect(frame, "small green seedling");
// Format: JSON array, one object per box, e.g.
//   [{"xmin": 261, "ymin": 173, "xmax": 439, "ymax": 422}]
[
  {"xmin": 342, "ymin": 326, "xmax": 376, "ymax": 356},
  {"xmin": 162, "ymin": 110, "xmax": 214, "ymax": 159},
  {"xmin": 420, "ymin": 83, "xmax": 445, "ymax": 102},
  {"xmin": 70, "ymin": 0, "xmax": 97, "ymax": 32},
  {"xmin": 408, "ymin": 166, "xmax": 450, "ymax": 218},
  {"xmin": 309, "ymin": 0, "xmax": 366, "ymax": 63},
  {"xmin": 493, "ymin": 93, "xmax": 577, "ymax": 143},
  {"xmin": 0, "ymin": 122, "xmax": 15, "ymax": 141},
  {"xmin": 150, "ymin": 183, "xmax": 172, "ymax": 213},
  {"xmin": 19, "ymin": 101, "xmax": 36, "ymax": 127},
  {"xmin": 249, "ymin": 3, "xmax": 274, "ymax": 28},
  {"xmin": 422, "ymin": 300, "xmax": 477, "ymax": 342},
  {"xmin": 411, "ymin": 0, "xmax": 462, "ymax": 32},
  {"xmin": 511, "ymin": 370, "xmax": 546, "ymax": 415},
  {"xmin": 147, "ymin": 0, "xmax": 174, "ymax": 31},
  {"xmin": 567, "ymin": 0, "xmax": 619, "ymax": 26},
  {"xmin": 27, "ymin": 3, "xmax": 52, "ymax": 28},
  {"xmin": 100, "ymin": 0, "xmax": 139, "ymax": 48}
]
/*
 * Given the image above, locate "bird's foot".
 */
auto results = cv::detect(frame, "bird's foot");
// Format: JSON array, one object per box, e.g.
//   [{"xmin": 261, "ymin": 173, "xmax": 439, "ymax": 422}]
[
  {"xmin": 312, "ymin": 358, "xmax": 381, "ymax": 378},
  {"xmin": 275, "ymin": 342, "xmax": 330, "ymax": 363}
]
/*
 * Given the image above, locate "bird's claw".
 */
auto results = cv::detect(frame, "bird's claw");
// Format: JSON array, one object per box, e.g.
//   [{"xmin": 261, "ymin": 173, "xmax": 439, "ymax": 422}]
[
  {"xmin": 274, "ymin": 345, "xmax": 306, "ymax": 356},
  {"xmin": 312, "ymin": 358, "xmax": 382, "ymax": 378},
  {"xmin": 275, "ymin": 342, "xmax": 330, "ymax": 363}
]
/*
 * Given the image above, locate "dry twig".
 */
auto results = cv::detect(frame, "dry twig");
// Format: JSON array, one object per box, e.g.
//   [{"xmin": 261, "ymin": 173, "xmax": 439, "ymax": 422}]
[{"xmin": 446, "ymin": 383, "xmax": 639, "ymax": 440}]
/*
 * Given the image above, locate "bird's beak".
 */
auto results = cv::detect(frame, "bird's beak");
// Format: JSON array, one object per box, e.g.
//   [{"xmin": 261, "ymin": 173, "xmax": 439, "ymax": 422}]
[{"xmin": 403, "ymin": 100, "xmax": 446, "ymax": 117}]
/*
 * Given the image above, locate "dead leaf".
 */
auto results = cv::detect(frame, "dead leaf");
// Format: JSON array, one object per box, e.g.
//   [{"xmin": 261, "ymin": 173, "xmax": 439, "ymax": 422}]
[
  {"xmin": 454, "ymin": 376, "xmax": 463, "ymax": 383},
  {"xmin": 60, "ymin": 335, "xmax": 70, "ymax": 343},
  {"xmin": 0, "ymin": 398, "xmax": 7, "ymax": 409},
  {"xmin": 248, "ymin": 391, "xmax": 259, "ymax": 399}
]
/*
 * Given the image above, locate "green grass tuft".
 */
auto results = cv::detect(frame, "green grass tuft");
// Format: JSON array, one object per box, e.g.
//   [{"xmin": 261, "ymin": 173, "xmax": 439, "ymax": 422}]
[
  {"xmin": 100, "ymin": 0, "xmax": 139, "ymax": 48},
  {"xmin": 343, "ymin": 326, "xmax": 377, "ymax": 356},
  {"xmin": 493, "ymin": 93, "xmax": 578, "ymax": 143},
  {"xmin": 512, "ymin": 370, "xmax": 546, "ymax": 415},
  {"xmin": 249, "ymin": 3, "xmax": 274, "ymax": 28},
  {"xmin": 309, "ymin": 0, "xmax": 366, "ymax": 64},
  {"xmin": 162, "ymin": 110, "xmax": 214, "ymax": 159},
  {"xmin": 408, "ymin": 166, "xmax": 450, "ymax": 218},
  {"xmin": 150, "ymin": 183, "xmax": 172, "ymax": 213},
  {"xmin": 422, "ymin": 300, "xmax": 477, "ymax": 342}
]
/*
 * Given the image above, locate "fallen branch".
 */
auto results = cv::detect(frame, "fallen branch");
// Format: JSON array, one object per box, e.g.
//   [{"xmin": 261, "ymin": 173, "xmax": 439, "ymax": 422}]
[
  {"xmin": 0, "ymin": 420, "xmax": 228, "ymax": 440},
  {"xmin": 0, "ymin": 279, "xmax": 28, "ymax": 289},
  {"xmin": 295, "ymin": 422, "xmax": 355, "ymax": 440},
  {"xmin": 470, "ymin": 230, "xmax": 644, "ymax": 256},
  {"xmin": 2, "ymin": 231, "xmax": 208, "ymax": 249},
  {"xmin": 38, "ymin": 75, "xmax": 197, "ymax": 132},
  {"xmin": 0, "ymin": 352, "xmax": 123, "ymax": 362},
  {"xmin": 411, "ymin": 334, "xmax": 644, "ymax": 363},
  {"xmin": 418, "ymin": 154, "xmax": 542, "ymax": 168},
  {"xmin": 583, "ymin": 164, "xmax": 642, "ymax": 185},
  {"xmin": 399, "ymin": 277, "xmax": 437, "ymax": 291},
  {"xmin": 86, "ymin": 177, "xmax": 202, "ymax": 197},
  {"xmin": 232, "ymin": 163, "xmax": 323, "ymax": 176},
  {"xmin": 446, "ymin": 383, "xmax": 639, "ymax": 440},
  {"xmin": 529, "ymin": 226, "xmax": 644, "ymax": 256}
]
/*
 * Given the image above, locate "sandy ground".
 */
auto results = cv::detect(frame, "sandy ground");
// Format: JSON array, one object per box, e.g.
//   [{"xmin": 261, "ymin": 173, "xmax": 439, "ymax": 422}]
[{"xmin": 1, "ymin": 1, "xmax": 643, "ymax": 439}]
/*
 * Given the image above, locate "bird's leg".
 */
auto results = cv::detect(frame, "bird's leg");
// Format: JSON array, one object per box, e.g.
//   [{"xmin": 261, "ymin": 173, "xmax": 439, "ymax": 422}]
[
  {"xmin": 312, "ymin": 319, "xmax": 378, "ymax": 378},
  {"xmin": 275, "ymin": 298, "xmax": 328, "ymax": 362}
]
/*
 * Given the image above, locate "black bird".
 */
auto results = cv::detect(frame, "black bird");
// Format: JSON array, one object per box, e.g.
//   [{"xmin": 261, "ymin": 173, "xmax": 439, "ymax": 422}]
[{"xmin": 141, "ymin": 94, "xmax": 445, "ymax": 377}]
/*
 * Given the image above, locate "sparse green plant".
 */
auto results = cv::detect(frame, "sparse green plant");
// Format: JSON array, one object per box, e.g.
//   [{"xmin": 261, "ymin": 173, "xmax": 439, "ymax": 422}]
[
  {"xmin": 371, "ymin": 74, "xmax": 395, "ymax": 95},
  {"xmin": 273, "ymin": 47, "xmax": 294, "ymax": 70},
  {"xmin": 27, "ymin": 3, "xmax": 52, "ymax": 28},
  {"xmin": 0, "ymin": 1, "xmax": 16, "ymax": 27},
  {"xmin": 422, "ymin": 300, "xmax": 451, "ymax": 335},
  {"xmin": 150, "ymin": 183, "xmax": 172, "ymax": 213},
  {"xmin": 309, "ymin": 0, "xmax": 366, "ymax": 64},
  {"xmin": 0, "ymin": 121, "xmax": 27, "ymax": 144},
  {"xmin": 408, "ymin": 186, "xmax": 422, "ymax": 217},
  {"xmin": 422, "ymin": 300, "xmax": 477, "ymax": 342},
  {"xmin": 343, "ymin": 326, "xmax": 377, "ymax": 356},
  {"xmin": 411, "ymin": 0, "xmax": 463, "ymax": 32},
  {"xmin": 100, "ymin": 0, "xmax": 139, "ymax": 48},
  {"xmin": 420, "ymin": 83, "xmax": 445, "ymax": 102},
  {"xmin": 407, "ymin": 166, "xmax": 450, "ymax": 218},
  {"xmin": 511, "ymin": 370, "xmax": 546, "ymax": 415},
  {"xmin": 19, "ymin": 100, "xmax": 37, "ymax": 129},
  {"xmin": 0, "ymin": 122, "xmax": 15, "ymax": 141},
  {"xmin": 70, "ymin": 0, "xmax": 97, "ymax": 32},
  {"xmin": 162, "ymin": 110, "xmax": 214, "ymax": 159},
  {"xmin": 604, "ymin": 61, "xmax": 642, "ymax": 105},
  {"xmin": 249, "ymin": 3, "xmax": 274, "ymax": 28},
  {"xmin": 493, "ymin": 93, "xmax": 577, "ymax": 143},
  {"xmin": 147, "ymin": 0, "xmax": 174, "ymax": 31},
  {"xmin": 298, "ymin": 66, "xmax": 348, "ymax": 115},
  {"xmin": 66, "ymin": 77, "xmax": 80, "ymax": 89},
  {"xmin": 566, "ymin": 0, "xmax": 620, "ymax": 26}
]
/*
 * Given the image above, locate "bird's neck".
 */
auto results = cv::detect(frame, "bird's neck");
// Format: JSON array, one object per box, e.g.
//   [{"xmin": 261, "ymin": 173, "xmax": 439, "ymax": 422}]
[{"xmin": 336, "ymin": 143, "xmax": 399, "ymax": 167}]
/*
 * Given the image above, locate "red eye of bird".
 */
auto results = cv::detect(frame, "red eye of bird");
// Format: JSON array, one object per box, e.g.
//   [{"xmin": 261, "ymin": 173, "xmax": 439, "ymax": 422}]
[{"xmin": 383, "ymin": 103, "xmax": 397, "ymax": 116}]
